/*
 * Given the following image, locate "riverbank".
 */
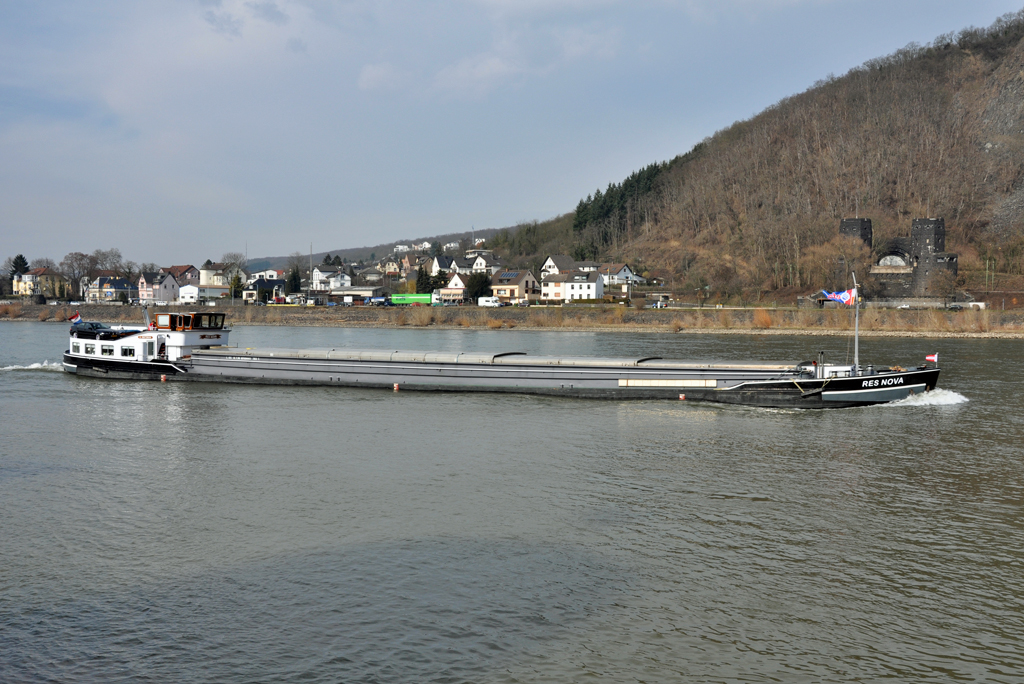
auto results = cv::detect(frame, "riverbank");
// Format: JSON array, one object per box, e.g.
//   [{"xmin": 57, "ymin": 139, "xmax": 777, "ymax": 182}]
[{"xmin": 5, "ymin": 302, "xmax": 1024, "ymax": 338}]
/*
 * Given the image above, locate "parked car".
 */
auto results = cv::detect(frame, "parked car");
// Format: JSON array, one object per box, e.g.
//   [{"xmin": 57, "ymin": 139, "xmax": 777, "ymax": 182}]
[{"xmin": 947, "ymin": 303, "xmax": 964, "ymax": 311}]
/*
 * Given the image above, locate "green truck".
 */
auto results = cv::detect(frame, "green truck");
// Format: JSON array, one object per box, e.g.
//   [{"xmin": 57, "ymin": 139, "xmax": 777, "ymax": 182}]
[{"xmin": 389, "ymin": 293, "xmax": 438, "ymax": 306}]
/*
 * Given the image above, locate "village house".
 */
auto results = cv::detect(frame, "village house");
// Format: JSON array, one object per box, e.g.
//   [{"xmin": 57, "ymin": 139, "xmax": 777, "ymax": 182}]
[
  {"xmin": 13, "ymin": 267, "xmax": 66, "ymax": 297},
  {"xmin": 541, "ymin": 271, "xmax": 603, "ymax": 303},
  {"xmin": 490, "ymin": 270, "xmax": 539, "ymax": 304},
  {"xmin": 138, "ymin": 272, "xmax": 179, "ymax": 304},
  {"xmin": 242, "ymin": 278, "xmax": 286, "ymax": 304},
  {"xmin": 443, "ymin": 241, "xmax": 461, "ymax": 251},
  {"xmin": 540, "ymin": 255, "xmax": 579, "ymax": 279},
  {"xmin": 162, "ymin": 265, "xmax": 199, "ymax": 288},
  {"xmin": 327, "ymin": 271, "xmax": 353, "ymax": 291},
  {"xmin": 439, "ymin": 272, "xmax": 472, "ymax": 303},
  {"xmin": 597, "ymin": 263, "xmax": 644, "ymax": 285},
  {"xmin": 393, "ymin": 244, "xmax": 411, "ymax": 253},
  {"xmin": 179, "ymin": 284, "xmax": 229, "ymax": 303},
  {"xmin": 471, "ymin": 254, "xmax": 504, "ymax": 275},
  {"xmin": 357, "ymin": 267, "xmax": 384, "ymax": 284},
  {"xmin": 86, "ymin": 276, "xmax": 138, "ymax": 303},
  {"xmin": 311, "ymin": 266, "xmax": 350, "ymax": 292},
  {"xmin": 450, "ymin": 257, "xmax": 475, "ymax": 275},
  {"xmin": 430, "ymin": 255, "xmax": 454, "ymax": 276},
  {"xmin": 247, "ymin": 268, "xmax": 284, "ymax": 284},
  {"xmin": 79, "ymin": 270, "xmax": 117, "ymax": 299},
  {"xmin": 199, "ymin": 262, "xmax": 248, "ymax": 288},
  {"xmin": 377, "ymin": 256, "xmax": 401, "ymax": 276}
]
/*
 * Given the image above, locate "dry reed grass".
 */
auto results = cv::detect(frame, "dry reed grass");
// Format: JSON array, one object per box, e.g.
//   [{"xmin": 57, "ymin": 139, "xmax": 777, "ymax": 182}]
[
  {"xmin": 718, "ymin": 310, "xmax": 732, "ymax": 328},
  {"xmin": 486, "ymin": 318, "xmax": 503, "ymax": 329},
  {"xmin": 457, "ymin": 316, "xmax": 472, "ymax": 327},
  {"xmin": 37, "ymin": 308, "xmax": 50, "ymax": 321},
  {"xmin": 0, "ymin": 303, "xmax": 23, "ymax": 318},
  {"xmin": 752, "ymin": 308, "xmax": 773, "ymax": 328},
  {"xmin": 409, "ymin": 307, "xmax": 434, "ymax": 326}
]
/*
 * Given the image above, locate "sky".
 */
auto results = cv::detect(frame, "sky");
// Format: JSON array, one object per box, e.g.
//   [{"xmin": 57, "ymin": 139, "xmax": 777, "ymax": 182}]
[{"xmin": 2, "ymin": 0, "xmax": 1023, "ymax": 266}]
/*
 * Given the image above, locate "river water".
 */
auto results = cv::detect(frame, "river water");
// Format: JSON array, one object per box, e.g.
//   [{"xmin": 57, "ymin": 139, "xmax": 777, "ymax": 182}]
[{"xmin": 1, "ymin": 321, "xmax": 1020, "ymax": 682}]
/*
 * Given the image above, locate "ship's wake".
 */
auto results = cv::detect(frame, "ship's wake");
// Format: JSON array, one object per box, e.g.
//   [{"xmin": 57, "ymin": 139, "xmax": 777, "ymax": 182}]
[
  {"xmin": 1, "ymin": 360, "xmax": 63, "ymax": 372},
  {"xmin": 889, "ymin": 388, "xmax": 968, "ymax": 406}
]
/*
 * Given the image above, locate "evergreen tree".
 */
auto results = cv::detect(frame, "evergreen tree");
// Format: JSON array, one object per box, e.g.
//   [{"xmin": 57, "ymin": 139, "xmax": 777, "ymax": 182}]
[
  {"xmin": 465, "ymin": 273, "xmax": 492, "ymax": 300},
  {"xmin": 229, "ymin": 274, "xmax": 244, "ymax": 298},
  {"xmin": 286, "ymin": 266, "xmax": 302, "ymax": 294},
  {"xmin": 10, "ymin": 254, "xmax": 28, "ymax": 276},
  {"xmin": 430, "ymin": 273, "xmax": 450, "ymax": 291},
  {"xmin": 332, "ymin": 255, "xmax": 343, "ymax": 267},
  {"xmin": 415, "ymin": 266, "xmax": 431, "ymax": 294},
  {"xmin": 322, "ymin": 253, "xmax": 333, "ymax": 265}
]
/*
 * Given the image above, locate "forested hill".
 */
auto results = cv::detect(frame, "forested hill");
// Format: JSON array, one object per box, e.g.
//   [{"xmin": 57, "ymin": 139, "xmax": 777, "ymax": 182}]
[{"xmin": 491, "ymin": 9, "xmax": 1024, "ymax": 296}]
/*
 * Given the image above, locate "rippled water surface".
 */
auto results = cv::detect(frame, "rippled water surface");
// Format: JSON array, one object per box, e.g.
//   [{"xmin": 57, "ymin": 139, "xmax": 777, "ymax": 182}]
[{"xmin": 2, "ymin": 321, "xmax": 1021, "ymax": 682}]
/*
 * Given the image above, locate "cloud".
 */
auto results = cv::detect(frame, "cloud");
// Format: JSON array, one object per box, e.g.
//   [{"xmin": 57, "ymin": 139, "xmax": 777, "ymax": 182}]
[
  {"xmin": 287, "ymin": 37, "xmax": 308, "ymax": 53},
  {"xmin": 204, "ymin": 10, "xmax": 243, "ymax": 36},
  {"xmin": 357, "ymin": 62, "xmax": 403, "ymax": 91},
  {"xmin": 553, "ymin": 26, "xmax": 618, "ymax": 60},
  {"xmin": 433, "ymin": 54, "xmax": 521, "ymax": 94},
  {"xmin": 247, "ymin": 1, "xmax": 289, "ymax": 26}
]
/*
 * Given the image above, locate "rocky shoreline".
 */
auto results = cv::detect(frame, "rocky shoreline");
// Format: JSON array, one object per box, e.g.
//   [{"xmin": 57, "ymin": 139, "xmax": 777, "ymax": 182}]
[{"xmin": 5, "ymin": 302, "xmax": 1024, "ymax": 338}]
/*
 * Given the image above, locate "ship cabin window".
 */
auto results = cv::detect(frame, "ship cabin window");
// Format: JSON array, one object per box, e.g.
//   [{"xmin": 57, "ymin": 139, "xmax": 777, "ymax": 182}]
[
  {"xmin": 72, "ymin": 343, "xmax": 80, "ymax": 354},
  {"xmin": 146, "ymin": 341, "xmax": 155, "ymax": 357},
  {"xmin": 101, "ymin": 345, "xmax": 114, "ymax": 356},
  {"xmin": 192, "ymin": 313, "xmax": 225, "ymax": 329},
  {"xmin": 85, "ymin": 344, "xmax": 95, "ymax": 355},
  {"xmin": 121, "ymin": 347, "xmax": 135, "ymax": 357},
  {"xmin": 153, "ymin": 312, "xmax": 224, "ymax": 331}
]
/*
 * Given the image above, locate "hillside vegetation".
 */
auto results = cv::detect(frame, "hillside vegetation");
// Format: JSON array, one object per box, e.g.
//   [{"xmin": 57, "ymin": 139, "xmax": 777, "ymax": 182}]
[{"xmin": 491, "ymin": 9, "xmax": 1024, "ymax": 300}]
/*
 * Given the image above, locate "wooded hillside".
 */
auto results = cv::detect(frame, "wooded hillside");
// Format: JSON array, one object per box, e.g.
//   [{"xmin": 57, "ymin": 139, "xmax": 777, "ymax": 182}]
[{"xmin": 493, "ymin": 9, "xmax": 1024, "ymax": 299}]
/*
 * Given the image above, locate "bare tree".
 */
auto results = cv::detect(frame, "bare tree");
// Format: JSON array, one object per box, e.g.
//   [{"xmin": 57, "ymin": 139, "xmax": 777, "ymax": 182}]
[
  {"xmin": 221, "ymin": 252, "xmax": 247, "ymax": 269},
  {"xmin": 0, "ymin": 257, "xmax": 12, "ymax": 295},
  {"xmin": 91, "ymin": 248, "xmax": 123, "ymax": 273},
  {"xmin": 60, "ymin": 252, "xmax": 96, "ymax": 298},
  {"xmin": 119, "ymin": 260, "xmax": 140, "ymax": 284},
  {"xmin": 30, "ymin": 257, "xmax": 57, "ymax": 270}
]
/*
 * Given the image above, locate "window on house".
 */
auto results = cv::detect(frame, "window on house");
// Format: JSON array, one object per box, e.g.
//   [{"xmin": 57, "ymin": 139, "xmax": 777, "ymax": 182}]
[
  {"xmin": 101, "ymin": 345, "xmax": 114, "ymax": 356},
  {"xmin": 121, "ymin": 347, "xmax": 135, "ymax": 357},
  {"xmin": 85, "ymin": 344, "xmax": 95, "ymax": 354}
]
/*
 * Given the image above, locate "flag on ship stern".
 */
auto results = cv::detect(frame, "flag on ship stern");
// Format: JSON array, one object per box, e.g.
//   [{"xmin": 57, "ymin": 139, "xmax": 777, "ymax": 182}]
[
  {"xmin": 69, "ymin": 311, "xmax": 82, "ymax": 324},
  {"xmin": 822, "ymin": 288, "xmax": 857, "ymax": 305},
  {"xmin": 926, "ymin": 353, "xmax": 938, "ymax": 363}
]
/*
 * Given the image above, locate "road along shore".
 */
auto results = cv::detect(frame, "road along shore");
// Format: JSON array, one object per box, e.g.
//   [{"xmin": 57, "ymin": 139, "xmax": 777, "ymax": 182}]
[{"xmin": 6, "ymin": 302, "xmax": 1024, "ymax": 338}]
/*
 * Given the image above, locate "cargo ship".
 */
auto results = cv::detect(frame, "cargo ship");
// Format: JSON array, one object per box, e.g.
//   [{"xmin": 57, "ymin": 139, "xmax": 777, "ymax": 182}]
[{"xmin": 61, "ymin": 309, "xmax": 941, "ymax": 409}]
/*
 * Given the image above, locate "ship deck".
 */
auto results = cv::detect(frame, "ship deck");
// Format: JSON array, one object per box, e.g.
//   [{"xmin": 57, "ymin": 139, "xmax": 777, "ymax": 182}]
[{"xmin": 196, "ymin": 347, "xmax": 796, "ymax": 371}]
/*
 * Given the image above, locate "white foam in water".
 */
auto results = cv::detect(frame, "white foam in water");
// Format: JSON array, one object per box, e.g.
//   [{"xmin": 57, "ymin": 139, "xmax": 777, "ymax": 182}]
[
  {"xmin": 1, "ymin": 360, "xmax": 63, "ymax": 372},
  {"xmin": 888, "ymin": 388, "xmax": 969, "ymax": 407}
]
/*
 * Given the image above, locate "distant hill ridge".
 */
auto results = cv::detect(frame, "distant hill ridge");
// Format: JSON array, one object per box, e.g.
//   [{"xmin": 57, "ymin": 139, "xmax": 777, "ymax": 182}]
[
  {"xmin": 489, "ymin": 8, "xmax": 1024, "ymax": 296},
  {"xmin": 247, "ymin": 228, "xmax": 505, "ymax": 272}
]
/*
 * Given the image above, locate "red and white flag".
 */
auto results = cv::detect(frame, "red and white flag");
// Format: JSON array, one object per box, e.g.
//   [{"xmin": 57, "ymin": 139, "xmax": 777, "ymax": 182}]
[{"xmin": 925, "ymin": 353, "xmax": 938, "ymax": 363}]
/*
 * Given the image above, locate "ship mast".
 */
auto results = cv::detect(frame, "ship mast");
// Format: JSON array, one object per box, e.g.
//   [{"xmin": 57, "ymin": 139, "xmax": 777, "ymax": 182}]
[{"xmin": 852, "ymin": 271, "xmax": 860, "ymax": 373}]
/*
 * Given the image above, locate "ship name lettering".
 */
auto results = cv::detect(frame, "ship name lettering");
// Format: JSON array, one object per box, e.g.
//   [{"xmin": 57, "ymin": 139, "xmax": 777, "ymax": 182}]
[{"xmin": 861, "ymin": 377, "xmax": 904, "ymax": 388}]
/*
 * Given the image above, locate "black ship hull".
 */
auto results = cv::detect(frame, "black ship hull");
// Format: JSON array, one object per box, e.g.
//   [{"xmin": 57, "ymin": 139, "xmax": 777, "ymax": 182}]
[{"xmin": 63, "ymin": 349, "xmax": 941, "ymax": 409}]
